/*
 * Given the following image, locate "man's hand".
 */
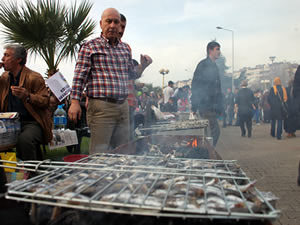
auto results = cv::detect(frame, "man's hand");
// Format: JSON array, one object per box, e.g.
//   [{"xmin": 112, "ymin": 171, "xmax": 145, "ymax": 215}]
[
  {"xmin": 11, "ymin": 86, "xmax": 29, "ymax": 101},
  {"xmin": 140, "ymin": 54, "xmax": 152, "ymax": 69},
  {"xmin": 135, "ymin": 54, "xmax": 153, "ymax": 78},
  {"xmin": 68, "ymin": 99, "xmax": 82, "ymax": 124}
]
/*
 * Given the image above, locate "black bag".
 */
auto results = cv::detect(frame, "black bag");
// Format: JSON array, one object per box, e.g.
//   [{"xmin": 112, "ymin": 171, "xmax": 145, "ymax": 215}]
[{"xmin": 278, "ymin": 92, "xmax": 288, "ymax": 118}]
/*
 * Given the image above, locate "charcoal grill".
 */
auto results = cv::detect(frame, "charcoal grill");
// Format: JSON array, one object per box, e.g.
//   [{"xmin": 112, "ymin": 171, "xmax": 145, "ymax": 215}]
[
  {"xmin": 111, "ymin": 134, "xmax": 219, "ymax": 159},
  {"xmin": 5, "ymin": 153, "xmax": 280, "ymax": 223}
]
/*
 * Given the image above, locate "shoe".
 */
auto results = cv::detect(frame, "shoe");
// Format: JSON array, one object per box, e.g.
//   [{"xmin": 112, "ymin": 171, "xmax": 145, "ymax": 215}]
[
  {"xmin": 256, "ymin": 123, "xmax": 261, "ymax": 126},
  {"xmin": 292, "ymin": 133, "xmax": 296, "ymax": 137},
  {"xmin": 248, "ymin": 133, "xmax": 252, "ymax": 138},
  {"xmin": 277, "ymin": 137, "xmax": 281, "ymax": 140},
  {"xmin": 287, "ymin": 133, "xmax": 293, "ymax": 138},
  {"xmin": 271, "ymin": 134, "xmax": 275, "ymax": 138},
  {"xmin": 241, "ymin": 133, "xmax": 246, "ymax": 137}
]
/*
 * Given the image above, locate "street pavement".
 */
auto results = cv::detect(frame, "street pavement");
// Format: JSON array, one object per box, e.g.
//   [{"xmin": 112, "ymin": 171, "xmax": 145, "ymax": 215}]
[{"xmin": 216, "ymin": 123, "xmax": 300, "ymax": 225}]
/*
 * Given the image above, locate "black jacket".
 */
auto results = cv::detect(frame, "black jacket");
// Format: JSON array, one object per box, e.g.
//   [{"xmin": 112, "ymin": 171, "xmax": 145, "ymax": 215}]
[
  {"xmin": 293, "ymin": 65, "xmax": 300, "ymax": 98},
  {"xmin": 235, "ymin": 88, "xmax": 254, "ymax": 118},
  {"xmin": 191, "ymin": 57, "xmax": 223, "ymax": 114},
  {"xmin": 268, "ymin": 85, "xmax": 286, "ymax": 120}
]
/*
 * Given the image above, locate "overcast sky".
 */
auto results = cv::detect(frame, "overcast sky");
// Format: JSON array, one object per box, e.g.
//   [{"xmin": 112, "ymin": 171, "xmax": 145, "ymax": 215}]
[{"xmin": 1, "ymin": 0, "xmax": 300, "ymax": 87}]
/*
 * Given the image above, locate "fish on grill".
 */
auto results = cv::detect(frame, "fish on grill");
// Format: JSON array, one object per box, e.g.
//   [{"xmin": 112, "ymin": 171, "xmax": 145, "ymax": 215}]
[{"xmin": 6, "ymin": 154, "xmax": 279, "ymax": 222}]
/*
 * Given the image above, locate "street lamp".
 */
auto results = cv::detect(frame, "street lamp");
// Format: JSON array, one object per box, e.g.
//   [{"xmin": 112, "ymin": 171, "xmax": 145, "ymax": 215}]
[
  {"xmin": 269, "ymin": 56, "xmax": 276, "ymax": 64},
  {"xmin": 261, "ymin": 80, "xmax": 270, "ymax": 90},
  {"xmin": 217, "ymin": 26, "xmax": 234, "ymax": 91},
  {"xmin": 159, "ymin": 68, "xmax": 169, "ymax": 93}
]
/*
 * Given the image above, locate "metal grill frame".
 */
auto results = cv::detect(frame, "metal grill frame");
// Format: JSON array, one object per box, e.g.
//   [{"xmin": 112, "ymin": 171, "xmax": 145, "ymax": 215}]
[
  {"xmin": 5, "ymin": 154, "xmax": 280, "ymax": 221},
  {"xmin": 140, "ymin": 119, "xmax": 209, "ymax": 132}
]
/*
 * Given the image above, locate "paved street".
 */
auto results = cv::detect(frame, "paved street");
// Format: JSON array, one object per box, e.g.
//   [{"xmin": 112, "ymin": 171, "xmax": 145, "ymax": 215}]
[{"xmin": 216, "ymin": 123, "xmax": 300, "ymax": 225}]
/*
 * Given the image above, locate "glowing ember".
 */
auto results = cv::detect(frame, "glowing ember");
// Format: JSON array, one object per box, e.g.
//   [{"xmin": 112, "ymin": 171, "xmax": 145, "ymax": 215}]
[{"xmin": 192, "ymin": 139, "xmax": 198, "ymax": 147}]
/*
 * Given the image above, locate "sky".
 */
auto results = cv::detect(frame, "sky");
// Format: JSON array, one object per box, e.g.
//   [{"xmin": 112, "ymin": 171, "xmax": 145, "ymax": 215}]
[{"xmin": 1, "ymin": 0, "xmax": 300, "ymax": 87}]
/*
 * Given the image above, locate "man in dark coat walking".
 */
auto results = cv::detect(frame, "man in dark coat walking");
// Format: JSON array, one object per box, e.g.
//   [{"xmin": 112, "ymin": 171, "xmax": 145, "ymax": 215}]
[
  {"xmin": 191, "ymin": 41, "xmax": 223, "ymax": 147},
  {"xmin": 235, "ymin": 80, "xmax": 255, "ymax": 137}
]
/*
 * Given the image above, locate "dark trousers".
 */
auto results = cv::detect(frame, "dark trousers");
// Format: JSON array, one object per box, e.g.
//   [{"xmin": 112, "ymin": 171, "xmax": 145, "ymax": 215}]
[
  {"xmin": 222, "ymin": 112, "xmax": 227, "ymax": 127},
  {"xmin": 200, "ymin": 112, "xmax": 220, "ymax": 147},
  {"xmin": 227, "ymin": 108, "xmax": 234, "ymax": 126},
  {"xmin": 239, "ymin": 115, "xmax": 252, "ymax": 136},
  {"xmin": 271, "ymin": 120, "xmax": 283, "ymax": 139},
  {"xmin": 263, "ymin": 109, "xmax": 271, "ymax": 123},
  {"xmin": 16, "ymin": 121, "xmax": 44, "ymax": 160}
]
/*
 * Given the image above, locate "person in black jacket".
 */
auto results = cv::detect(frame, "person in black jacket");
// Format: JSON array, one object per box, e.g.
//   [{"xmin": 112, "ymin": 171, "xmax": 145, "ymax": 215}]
[
  {"xmin": 293, "ymin": 65, "xmax": 300, "ymax": 130},
  {"xmin": 293, "ymin": 66, "xmax": 300, "ymax": 186},
  {"xmin": 225, "ymin": 88, "xmax": 235, "ymax": 126},
  {"xmin": 284, "ymin": 79, "xmax": 297, "ymax": 138},
  {"xmin": 235, "ymin": 80, "xmax": 255, "ymax": 137},
  {"xmin": 268, "ymin": 77, "xmax": 288, "ymax": 140},
  {"xmin": 191, "ymin": 41, "xmax": 223, "ymax": 147}
]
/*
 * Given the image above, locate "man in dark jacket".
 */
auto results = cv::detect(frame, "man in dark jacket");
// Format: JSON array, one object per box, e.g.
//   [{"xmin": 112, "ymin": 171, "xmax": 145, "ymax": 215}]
[
  {"xmin": 191, "ymin": 41, "xmax": 223, "ymax": 147},
  {"xmin": 235, "ymin": 80, "xmax": 255, "ymax": 137}
]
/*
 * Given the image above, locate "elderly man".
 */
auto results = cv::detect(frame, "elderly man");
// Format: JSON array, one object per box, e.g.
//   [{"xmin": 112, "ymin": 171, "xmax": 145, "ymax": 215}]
[
  {"xmin": 68, "ymin": 8, "xmax": 152, "ymax": 154},
  {"xmin": 0, "ymin": 44, "xmax": 52, "ymax": 160},
  {"xmin": 191, "ymin": 41, "xmax": 223, "ymax": 147}
]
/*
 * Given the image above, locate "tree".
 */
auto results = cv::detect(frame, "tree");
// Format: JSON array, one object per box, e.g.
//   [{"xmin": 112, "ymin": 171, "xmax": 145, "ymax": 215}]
[
  {"xmin": 0, "ymin": 0, "xmax": 96, "ymax": 76},
  {"xmin": 216, "ymin": 54, "xmax": 231, "ymax": 91}
]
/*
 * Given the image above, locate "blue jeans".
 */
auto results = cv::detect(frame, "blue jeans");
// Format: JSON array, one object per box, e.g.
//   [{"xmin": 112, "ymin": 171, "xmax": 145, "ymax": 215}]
[
  {"xmin": 253, "ymin": 109, "xmax": 259, "ymax": 123},
  {"xmin": 271, "ymin": 120, "xmax": 283, "ymax": 139}
]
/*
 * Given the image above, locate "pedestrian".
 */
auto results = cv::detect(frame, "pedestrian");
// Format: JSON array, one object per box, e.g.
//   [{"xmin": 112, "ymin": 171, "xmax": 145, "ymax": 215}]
[
  {"xmin": 261, "ymin": 90, "xmax": 271, "ymax": 123},
  {"xmin": 267, "ymin": 77, "xmax": 288, "ymax": 140},
  {"xmin": 191, "ymin": 41, "xmax": 223, "ymax": 147},
  {"xmin": 68, "ymin": 8, "xmax": 152, "ymax": 154},
  {"xmin": 253, "ymin": 91, "xmax": 260, "ymax": 125},
  {"xmin": 225, "ymin": 88, "xmax": 235, "ymax": 126},
  {"xmin": 163, "ymin": 80, "xmax": 174, "ymax": 104},
  {"xmin": 233, "ymin": 87, "xmax": 240, "ymax": 126},
  {"xmin": 284, "ymin": 79, "xmax": 297, "ymax": 137},
  {"xmin": 235, "ymin": 80, "xmax": 255, "ymax": 138},
  {"xmin": 292, "ymin": 65, "xmax": 300, "ymax": 129},
  {"xmin": 0, "ymin": 44, "xmax": 52, "ymax": 160}
]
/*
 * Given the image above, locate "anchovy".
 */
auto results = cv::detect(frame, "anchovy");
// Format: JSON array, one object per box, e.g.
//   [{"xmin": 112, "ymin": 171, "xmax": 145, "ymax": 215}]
[{"xmin": 221, "ymin": 180, "xmax": 257, "ymax": 192}]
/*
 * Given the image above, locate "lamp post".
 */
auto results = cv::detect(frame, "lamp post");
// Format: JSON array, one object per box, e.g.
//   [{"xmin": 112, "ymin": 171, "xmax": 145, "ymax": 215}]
[
  {"xmin": 217, "ymin": 26, "xmax": 234, "ymax": 91},
  {"xmin": 261, "ymin": 80, "xmax": 270, "ymax": 90},
  {"xmin": 159, "ymin": 68, "xmax": 169, "ymax": 94},
  {"xmin": 269, "ymin": 56, "xmax": 276, "ymax": 64}
]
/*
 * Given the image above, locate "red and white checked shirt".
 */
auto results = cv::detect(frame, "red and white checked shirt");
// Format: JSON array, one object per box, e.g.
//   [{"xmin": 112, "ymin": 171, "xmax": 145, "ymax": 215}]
[{"xmin": 71, "ymin": 35, "xmax": 140, "ymax": 101}]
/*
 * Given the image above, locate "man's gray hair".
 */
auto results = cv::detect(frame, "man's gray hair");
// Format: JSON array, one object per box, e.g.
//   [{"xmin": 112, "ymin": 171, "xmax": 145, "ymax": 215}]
[
  {"xmin": 241, "ymin": 80, "xmax": 248, "ymax": 87},
  {"xmin": 4, "ymin": 44, "xmax": 27, "ymax": 65}
]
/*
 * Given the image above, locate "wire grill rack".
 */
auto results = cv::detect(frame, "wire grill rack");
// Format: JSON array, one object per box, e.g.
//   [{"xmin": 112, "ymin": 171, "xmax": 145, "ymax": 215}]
[
  {"xmin": 140, "ymin": 119, "xmax": 209, "ymax": 132},
  {"xmin": 5, "ymin": 153, "xmax": 280, "ymax": 221}
]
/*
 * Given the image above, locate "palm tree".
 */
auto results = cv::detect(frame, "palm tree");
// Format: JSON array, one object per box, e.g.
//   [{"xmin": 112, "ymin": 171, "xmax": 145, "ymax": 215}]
[{"xmin": 0, "ymin": 0, "xmax": 96, "ymax": 76}]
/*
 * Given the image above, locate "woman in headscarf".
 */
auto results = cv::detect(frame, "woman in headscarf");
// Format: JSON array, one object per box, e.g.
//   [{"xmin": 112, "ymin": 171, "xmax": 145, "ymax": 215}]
[{"xmin": 267, "ymin": 77, "xmax": 288, "ymax": 140}]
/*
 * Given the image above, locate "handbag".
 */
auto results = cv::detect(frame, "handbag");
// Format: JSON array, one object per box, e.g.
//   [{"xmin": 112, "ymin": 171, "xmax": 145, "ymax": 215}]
[{"xmin": 277, "ymin": 91, "xmax": 289, "ymax": 118}]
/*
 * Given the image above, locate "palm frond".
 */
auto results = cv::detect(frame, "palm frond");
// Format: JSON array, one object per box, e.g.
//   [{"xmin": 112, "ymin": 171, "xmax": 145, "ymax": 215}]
[{"xmin": 0, "ymin": 0, "xmax": 95, "ymax": 74}]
